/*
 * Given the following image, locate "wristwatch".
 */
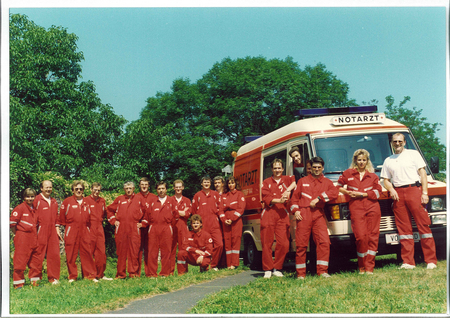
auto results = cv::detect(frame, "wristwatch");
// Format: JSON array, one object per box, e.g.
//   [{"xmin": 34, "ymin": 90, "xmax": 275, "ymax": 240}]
[{"xmin": 317, "ymin": 196, "xmax": 321, "ymax": 201}]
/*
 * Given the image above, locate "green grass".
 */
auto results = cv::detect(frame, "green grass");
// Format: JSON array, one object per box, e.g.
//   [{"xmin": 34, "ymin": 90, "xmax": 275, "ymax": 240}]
[
  {"xmin": 9, "ymin": 256, "xmax": 244, "ymax": 314},
  {"xmin": 189, "ymin": 258, "xmax": 447, "ymax": 314},
  {"xmin": 9, "ymin": 255, "xmax": 448, "ymax": 315}
]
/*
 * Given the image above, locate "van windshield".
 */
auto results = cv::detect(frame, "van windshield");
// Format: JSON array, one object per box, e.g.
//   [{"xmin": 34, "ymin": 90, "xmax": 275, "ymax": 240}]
[{"xmin": 313, "ymin": 132, "xmax": 419, "ymax": 181}]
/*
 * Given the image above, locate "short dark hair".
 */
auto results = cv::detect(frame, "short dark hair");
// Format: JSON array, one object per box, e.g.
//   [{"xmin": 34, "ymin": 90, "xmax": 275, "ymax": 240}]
[
  {"xmin": 201, "ymin": 175, "xmax": 211, "ymax": 183},
  {"xmin": 191, "ymin": 214, "xmax": 203, "ymax": 224},
  {"xmin": 71, "ymin": 181, "xmax": 85, "ymax": 191},
  {"xmin": 310, "ymin": 156, "xmax": 325, "ymax": 167},
  {"xmin": 289, "ymin": 146, "xmax": 300, "ymax": 157},
  {"xmin": 271, "ymin": 158, "xmax": 284, "ymax": 169},
  {"xmin": 91, "ymin": 182, "xmax": 101, "ymax": 189},
  {"xmin": 139, "ymin": 177, "xmax": 150, "ymax": 185},
  {"xmin": 156, "ymin": 181, "xmax": 167, "ymax": 189}
]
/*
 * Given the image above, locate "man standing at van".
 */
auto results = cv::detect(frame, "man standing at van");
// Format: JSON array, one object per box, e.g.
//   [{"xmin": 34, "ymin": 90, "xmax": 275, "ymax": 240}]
[
  {"xmin": 261, "ymin": 159, "xmax": 296, "ymax": 278},
  {"xmin": 290, "ymin": 156, "xmax": 339, "ymax": 279},
  {"xmin": 381, "ymin": 133, "xmax": 437, "ymax": 270}
]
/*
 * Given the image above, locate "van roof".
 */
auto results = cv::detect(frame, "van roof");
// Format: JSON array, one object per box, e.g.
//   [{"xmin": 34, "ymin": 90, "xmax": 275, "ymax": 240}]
[{"xmin": 237, "ymin": 114, "xmax": 407, "ymax": 157}]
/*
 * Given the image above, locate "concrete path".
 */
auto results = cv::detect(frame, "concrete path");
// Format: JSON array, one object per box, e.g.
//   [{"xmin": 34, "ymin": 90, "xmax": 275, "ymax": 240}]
[{"xmin": 107, "ymin": 270, "xmax": 263, "ymax": 315}]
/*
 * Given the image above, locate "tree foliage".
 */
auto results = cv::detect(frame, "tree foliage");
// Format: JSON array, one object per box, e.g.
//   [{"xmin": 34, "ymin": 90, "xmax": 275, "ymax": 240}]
[
  {"xmin": 121, "ymin": 56, "xmax": 357, "ymax": 197},
  {"xmin": 10, "ymin": 14, "xmax": 126, "ymax": 203},
  {"xmin": 384, "ymin": 95, "xmax": 446, "ymax": 173}
]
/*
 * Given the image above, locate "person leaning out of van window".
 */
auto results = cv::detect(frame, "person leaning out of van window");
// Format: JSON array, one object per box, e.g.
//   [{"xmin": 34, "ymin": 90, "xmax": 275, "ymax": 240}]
[
  {"xmin": 336, "ymin": 149, "xmax": 382, "ymax": 275},
  {"xmin": 260, "ymin": 158, "xmax": 296, "ymax": 279}
]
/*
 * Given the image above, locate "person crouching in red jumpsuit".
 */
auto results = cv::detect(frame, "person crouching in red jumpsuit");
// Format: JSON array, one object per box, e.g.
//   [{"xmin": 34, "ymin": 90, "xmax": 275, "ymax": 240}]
[
  {"xmin": 170, "ymin": 179, "xmax": 191, "ymax": 275},
  {"xmin": 107, "ymin": 181, "xmax": 146, "ymax": 279},
  {"xmin": 337, "ymin": 149, "xmax": 382, "ymax": 274},
  {"xmin": 141, "ymin": 181, "xmax": 175, "ymax": 277},
  {"xmin": 34, "ymin": 180, "xmax": 61, "ymax": 285},
  {"xmin": 219, "ymin": 176, "xmax": 246, "ymax": 269},
  {"xmin": 177, "ymin": 214, "xmax": 213, "ymax": 275},
  {"xmin": 192, "ymin": 176, "xmax": 223, "ymax": 271},
  {"xmin": 10, "ymin": 188, "xmax": 41, "ymax": 289},
  {"xmin": 290, "ymin": 157, "xmax": 339, "ymax": 279},
  {"xmin": 84, "ymin": 182, "xmax": 113, "ymax": 280},
  {"xmin": 59, "ymin": 181, "xmax": 97, "ymax": 282},
  {"xmin": 261, "ymin": 159, "xmax": 296, "ymax": 279}
]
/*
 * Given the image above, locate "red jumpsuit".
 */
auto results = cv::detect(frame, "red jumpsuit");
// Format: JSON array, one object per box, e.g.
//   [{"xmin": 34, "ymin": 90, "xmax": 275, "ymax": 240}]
[
  {"xmin": 177, "ymin": 229, "xmax": 213, "ymax": 275},
  {"xmin": 10, "ymin": 202, "xmax": 41, "ymax": 287},
  {"xmin": 107, "ymin": 194, "xmax": 145, "ymax": 278},
  {"xmin": 142, "ymin": 196, "xmax": 175, "ymax": 277},
  {"xmin": 170, "ymin": 195, "xmax": 191, "ymax": 275},
  {"xmin": 192, "ymin": 190, "xmax": 223, "ymax": 269},
  {"xmin": 34, "ymin": 193, "xmax": 60, "ymax": 283},
  {"xmin": 59, "ymin": 196, "xmax": 97, "ymax": 280},
  {"xmin": 291, "ymin": 174, "xmax": 339, "ymax": 277},
  {"xmin": 84, "ymin": 195, "xmax": 108, "ymax": 279},
  {"xmin": 261, "ymin": 175, "xmax": 295, "ymax": 272},
  {"xmin": 219, "ymin": 189, "xmax": 246, "ymax": 268},
  {"xmin": 135, "ymin": 191, "xmax": 157, "ymax": 277},
  {"xmin": 337, "ymin": 169, "xmax": 382, "ymax": 272}
]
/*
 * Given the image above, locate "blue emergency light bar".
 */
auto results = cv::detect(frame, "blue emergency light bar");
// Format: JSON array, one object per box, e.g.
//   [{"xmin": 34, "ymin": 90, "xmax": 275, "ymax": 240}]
[
  {"xmin": 244, "ymin": 136, "xmax": 263, "ymax": 142},
  {"xmin": 294, "ymin": 105, "xmax": 378, "ymax": 118}
]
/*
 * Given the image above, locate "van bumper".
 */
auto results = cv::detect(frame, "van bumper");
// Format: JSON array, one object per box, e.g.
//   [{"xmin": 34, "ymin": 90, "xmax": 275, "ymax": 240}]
[{"xmin": 329, "ymin": 226, "xmax": 447, "ymax": 257}]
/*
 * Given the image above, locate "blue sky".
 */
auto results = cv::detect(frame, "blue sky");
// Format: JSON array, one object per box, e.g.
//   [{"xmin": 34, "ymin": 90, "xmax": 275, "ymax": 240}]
[{"xmin": 6, "ymin": 3, "xmax": 448, "ymax": 144}]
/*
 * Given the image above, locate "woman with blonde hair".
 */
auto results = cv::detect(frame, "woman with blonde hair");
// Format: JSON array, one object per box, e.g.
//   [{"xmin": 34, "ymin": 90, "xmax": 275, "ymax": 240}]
[{"xmin": 337, "ymin": 149, "xmax": 382, "ymax": 274}]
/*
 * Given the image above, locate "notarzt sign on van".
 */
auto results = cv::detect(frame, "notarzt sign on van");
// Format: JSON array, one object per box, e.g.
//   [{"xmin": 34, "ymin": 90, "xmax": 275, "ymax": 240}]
[{"xmin": 332, "ymin": 113, "xmax": 385, "ymax": 126}]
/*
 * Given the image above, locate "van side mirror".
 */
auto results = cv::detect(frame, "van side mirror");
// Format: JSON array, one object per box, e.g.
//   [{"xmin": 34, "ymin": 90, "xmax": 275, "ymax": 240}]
[{"xmin": 429, "ymin": 156, "xmax": 439, "ymax": 174}]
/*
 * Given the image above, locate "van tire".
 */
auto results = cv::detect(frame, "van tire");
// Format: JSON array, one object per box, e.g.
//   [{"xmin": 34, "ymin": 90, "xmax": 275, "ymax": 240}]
[{"xmin": 243, "ymin": 237, "xmax": 262, "ymax": 270}]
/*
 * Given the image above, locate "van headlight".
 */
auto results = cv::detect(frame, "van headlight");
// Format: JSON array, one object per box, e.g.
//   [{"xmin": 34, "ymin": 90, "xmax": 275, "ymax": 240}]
[
  {"xmin": 430, "ymin": 197, "xmax": 444, "ymax": 212},
  {"xmin": 430, "ymin": 214, "xmax": 446, "ymax": 225}
]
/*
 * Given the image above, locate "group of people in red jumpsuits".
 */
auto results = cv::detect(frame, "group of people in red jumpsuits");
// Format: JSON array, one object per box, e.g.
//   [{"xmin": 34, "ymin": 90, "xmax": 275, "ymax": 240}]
[
  {"xmin": 10, "ymin": 175, "xmax": 245, "ymax": 288},
  {"xmin": 10, "ymin": 133, "xmax": 438, "ymax": 287}
]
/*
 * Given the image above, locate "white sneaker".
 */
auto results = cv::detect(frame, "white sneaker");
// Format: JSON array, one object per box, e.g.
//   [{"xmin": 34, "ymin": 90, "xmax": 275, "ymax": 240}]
[
  {"xmin": 272, "ymin": 270, "xmax": 284, "ymax": 277},
  {"xmin": 51, "ymin": 280, "xmax": 59, "ymax": 285},
  {"xmin": 264, "ymin": 271, "xmax": 272, "ymax": 278},
  {"xmin": 92, "ymin": 278, "xmax": 99, "ymax": 283},
  {"xmin": 101, "ymin": 276, "xmax": 113, "ymax": 281},
  {"xmin": 427, "ymin": 263, "xmax": 437, "ymax": 270},
  {"xmin": 366, "ymin": 271, "xmax": 373, "ymax": 275},
  {"xmin": 297, "ymin": 276, "xmax": 305, "ymax": 280},
  {"xmin": 321, "ymin": 273, "xmax": 331, "ymax": 278},
  {"xmin": 212, "ymin": 267, "xmax": 219, "ymax": 272},
  {"xmin": 399, "ymin": 263, "xmax": 415, "ymax": 269},
  {"xmin": 68, "ymin": 279, "xmax": 75, "ymax": 283}
]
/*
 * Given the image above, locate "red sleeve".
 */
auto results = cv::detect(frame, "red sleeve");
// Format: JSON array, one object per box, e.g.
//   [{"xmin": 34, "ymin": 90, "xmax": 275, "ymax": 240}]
[
  {"xmin": 290, "ymin": 180, "xmax": 303, "ymax": 215},
  {"xmin": 261, "ymin": 179, "xmax": 275, "ymax": 207},
  {"xmin": 106, "ymin": 196, "xmax": 121, "ymax": 225},
  {"xmin": 336, "ymin": 171, "xmax": 348, "ymax": 189},
  {"xmin": 183, "ymin": 197, "xmax": 192, "ymax": 219},
  {"xmin": 317, "ymin": 179, "xmax": 339, "ymax": 205},
  {"xmin": 10, "ymin": 203, "xmax": 23, "ymax": 228},
  {"xmin": 191, "ymin": 193, "xmax": 199, "ymax": 214},
  {"xmin": 218, "ymin": 195, "xmax": 226, "ymax": 222},
  {"xmin": 204, "ymin": 232, "xmax": 213, "ymax": 257},
  {"xmin": 59, "ymin": 198, "xmax": 68, "ymax": 226},
  {"xmin": 366, "ymin": 174, "xmax": 382, "ymax": 200}
]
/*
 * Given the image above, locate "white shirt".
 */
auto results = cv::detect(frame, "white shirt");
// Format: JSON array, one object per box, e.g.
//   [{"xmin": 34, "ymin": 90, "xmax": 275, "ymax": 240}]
[{"xmin": 380, "ymin": 149, "xmax": 426, "ymax": 187}]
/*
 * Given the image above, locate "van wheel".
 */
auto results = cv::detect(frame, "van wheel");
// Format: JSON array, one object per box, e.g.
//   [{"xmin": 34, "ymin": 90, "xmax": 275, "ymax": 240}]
[{"xmin": 244, "ymin": 237, "xmax": 262, "ymax": 270}]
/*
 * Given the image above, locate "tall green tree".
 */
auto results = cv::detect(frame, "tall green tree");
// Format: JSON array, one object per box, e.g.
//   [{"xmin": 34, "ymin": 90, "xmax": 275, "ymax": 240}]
[
  {"xmin": 123, "ymin": 56, "xmax": 357, "ymax": 196},
  {"xmin": 384, "ymin": 95, "xmax": 446, "ymax": 173},
  {"xmin": 10, "ymin": 14, "xmax": 126, "ymax": 202}
]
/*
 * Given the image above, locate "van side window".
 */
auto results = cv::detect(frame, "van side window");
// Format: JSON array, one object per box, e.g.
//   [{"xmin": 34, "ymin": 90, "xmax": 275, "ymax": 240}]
[{"xmin": 262, "ymin": 150, "xmax": 287, "ymax": 180}]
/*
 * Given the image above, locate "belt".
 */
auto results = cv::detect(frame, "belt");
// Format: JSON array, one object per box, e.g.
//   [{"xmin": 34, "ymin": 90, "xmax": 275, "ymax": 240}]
[{"xmin": 395, "ymin": 182, "xmax": 421, "ymax": 188}]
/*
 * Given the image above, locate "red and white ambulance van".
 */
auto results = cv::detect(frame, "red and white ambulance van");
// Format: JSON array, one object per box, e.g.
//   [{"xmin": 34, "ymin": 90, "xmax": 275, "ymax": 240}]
[{"xmin": 233, "ymin": 106, "xmax": 446, "ymax": 269}]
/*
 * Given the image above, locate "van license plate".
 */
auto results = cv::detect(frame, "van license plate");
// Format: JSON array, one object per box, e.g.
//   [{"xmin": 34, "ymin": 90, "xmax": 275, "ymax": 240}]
[{"xmin": 385, "ymin": 232, "xmax": 420, "ymax": 245}]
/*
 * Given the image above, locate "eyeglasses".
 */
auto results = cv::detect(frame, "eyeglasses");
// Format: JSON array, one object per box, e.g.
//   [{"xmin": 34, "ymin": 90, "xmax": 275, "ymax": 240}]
[
  {"xmin": 74, "ymin": 188, "xmax": 83, "ymax": 191},
  {"xmin": 392, "ymin": 141, "xmax": 404, "ymax": 144}
]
